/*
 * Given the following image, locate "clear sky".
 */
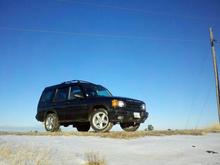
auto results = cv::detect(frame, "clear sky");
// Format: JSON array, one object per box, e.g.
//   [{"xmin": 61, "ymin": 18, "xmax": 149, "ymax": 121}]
[{"xmin": 0, "ymin": 0, "xmax": 220, "ymax": 130}]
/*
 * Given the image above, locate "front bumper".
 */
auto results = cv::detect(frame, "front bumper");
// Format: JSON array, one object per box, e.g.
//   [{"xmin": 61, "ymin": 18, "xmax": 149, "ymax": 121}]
[{"xmin": 108, "ymin": 109, "xmax": 149, "ymax": 123}]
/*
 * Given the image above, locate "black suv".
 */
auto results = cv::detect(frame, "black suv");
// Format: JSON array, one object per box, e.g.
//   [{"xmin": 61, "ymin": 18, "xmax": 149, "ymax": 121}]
[{"xmin": 36, "ymin": 80, "xmax": 148, "ymax": 132}]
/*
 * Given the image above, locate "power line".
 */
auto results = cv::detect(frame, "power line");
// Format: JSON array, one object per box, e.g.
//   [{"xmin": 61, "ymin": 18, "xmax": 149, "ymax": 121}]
[
  {"xmin": 194, "ymin": 84, "xmax": 213, "ymax": 129},
  {"xmin": 0, "ymin": 26, "xmax": 205, "ymax": 43},
  {"xmin": 185, "ymin": 52, "xmax": 209, "ymax": 129},
  {"xmin": 57, "ymin": 0, "xmax": 220, "ymax": 22},
  {"xmin": 186, "ymin": 28, "xmax": 220, "ymax": 129}
]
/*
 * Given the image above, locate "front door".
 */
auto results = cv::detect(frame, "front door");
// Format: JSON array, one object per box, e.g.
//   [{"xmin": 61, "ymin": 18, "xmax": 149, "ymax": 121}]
[{"xmin": 65, "ymin": 85, "xmax": 88, "ymax": 121}]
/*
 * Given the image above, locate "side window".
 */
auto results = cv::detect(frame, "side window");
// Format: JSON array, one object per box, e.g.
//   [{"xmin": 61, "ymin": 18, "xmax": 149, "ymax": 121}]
[
  {"xmin": 70, "ymin": 86, "xmax": 83, "ymax": 99},
  {"xmin": 40, "ymin": 89, "xmax": 55, "ymax": 102},
  {"xmin": 55, "ymin": 87, "xmax": 69, "ymax": 102}
]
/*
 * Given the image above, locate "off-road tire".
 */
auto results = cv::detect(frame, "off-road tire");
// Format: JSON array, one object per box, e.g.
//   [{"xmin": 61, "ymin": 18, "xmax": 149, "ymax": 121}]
[
  {"xmin": 44, "ymin": 113, "xmax": 60, "ymax": 132},
  {"xmin": 90, "ymin": 108, "xmax": 113, "ymax": 132}
]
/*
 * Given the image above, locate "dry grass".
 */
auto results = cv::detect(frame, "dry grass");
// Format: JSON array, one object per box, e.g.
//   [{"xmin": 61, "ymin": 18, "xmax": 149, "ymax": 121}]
[
  {"xmin": 84, "ymin": 152, "xmax": 106, "ymax": 165},
  {"xmin": 201, "ymin": 123, "xmax": 220, "ymax": 133},
  {"xmin": 0, "ymin": 141, "xmax": 51, "ymax": 165},
  {"xmin": 0, "ymin": 129, "xmax": 207, "ymax": 139},
  {"xmin": 1, "ymin": 123, "xmax": 220, "ymax": 139}
]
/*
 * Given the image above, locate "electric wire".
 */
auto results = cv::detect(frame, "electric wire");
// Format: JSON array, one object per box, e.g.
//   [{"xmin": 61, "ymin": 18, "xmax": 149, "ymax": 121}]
[
  {"xmin": 194, "ymin": 84, "xmax": 213, "ymax": 130},
  {"xmin": 1, "ymin": 1, "xmax": 218, "ymax": 127},
  {"xmin": 57, "ymin": 0, "xmax": 220, "ymax": 22},
  {"xmin": 185, "ymin": 53, "xmax": 209, "ymax": 129},
  {"xmin": 0, "ymin": 26, "xmax": 205, "ymax": 43}
]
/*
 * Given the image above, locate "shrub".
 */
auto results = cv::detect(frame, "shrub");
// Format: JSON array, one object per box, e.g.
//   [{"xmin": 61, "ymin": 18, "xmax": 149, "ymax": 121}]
[{"xmin": 148, "ymin": 125, "xmax": 154, "ymax": 131}]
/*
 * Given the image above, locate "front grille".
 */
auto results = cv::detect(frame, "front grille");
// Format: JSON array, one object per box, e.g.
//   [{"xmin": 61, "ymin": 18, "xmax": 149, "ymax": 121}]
[{"xmin": 126, "ymin": 102, "xmax": 141, "ymax": 111}]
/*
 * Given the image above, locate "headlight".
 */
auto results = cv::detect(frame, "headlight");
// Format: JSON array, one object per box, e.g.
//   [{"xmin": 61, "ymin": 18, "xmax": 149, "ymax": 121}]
[
  {"xmin": 112, "ymin": 99, "xmax": 125, "ymax": 108},
  {"xmin": 141, "ymin": 104, "xmax": 146, "ymax": 110}
]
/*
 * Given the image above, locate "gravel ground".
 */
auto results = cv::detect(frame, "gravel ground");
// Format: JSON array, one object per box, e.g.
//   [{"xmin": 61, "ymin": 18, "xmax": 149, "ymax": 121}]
[{"xmin": 0, "ymin": 133, "xmax": 220, "ymax": 165}]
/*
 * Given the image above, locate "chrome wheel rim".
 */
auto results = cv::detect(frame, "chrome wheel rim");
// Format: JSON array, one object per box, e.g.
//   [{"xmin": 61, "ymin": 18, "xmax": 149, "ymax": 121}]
[
  {"xmin": 92, "ymin": 112, "xmax": 109, "ymax": 130},
  {"xmin": 45, "ymin": 115, "xmax": 55, "ymax": 130}
]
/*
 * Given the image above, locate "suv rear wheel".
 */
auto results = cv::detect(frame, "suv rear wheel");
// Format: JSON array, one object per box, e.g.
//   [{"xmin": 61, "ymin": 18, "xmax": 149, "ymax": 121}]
[
  {"xmin": 120, "ymin": 122, "xmax": 140, "ymax": 132},
  {"xmin": 90, "ymin": 109, "xmax": 113, "ymax": 132},
  {"xmin": 75, "ymin": 122, "xmax": 90, "ymax": 132},
  {"xmin": 44, "ymin": 113, "xmax": 60, "ymax": 132}
]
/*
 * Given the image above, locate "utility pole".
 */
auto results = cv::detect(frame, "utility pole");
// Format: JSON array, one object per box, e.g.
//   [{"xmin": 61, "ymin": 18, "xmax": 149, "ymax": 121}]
[{"xmin": 209, "ymin": 27, "xmax": 220, "ymax": 124}]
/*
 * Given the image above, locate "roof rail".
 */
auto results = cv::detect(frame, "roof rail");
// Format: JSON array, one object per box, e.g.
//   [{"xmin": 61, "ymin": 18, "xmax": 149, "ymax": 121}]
[{"xmin": 62, "ymin": 80, "xmax": 92, "ymax": 84}]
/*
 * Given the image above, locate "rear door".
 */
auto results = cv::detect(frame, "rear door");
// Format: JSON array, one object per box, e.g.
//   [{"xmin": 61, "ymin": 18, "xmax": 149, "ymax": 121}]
[{"xmin": 53, "ymin": 86, "xmax": 70, "ymax": 121}]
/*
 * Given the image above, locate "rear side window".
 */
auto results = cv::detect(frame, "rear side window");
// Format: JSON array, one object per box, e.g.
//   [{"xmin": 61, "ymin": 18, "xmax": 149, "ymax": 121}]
[
  {"xmin": 40, "ymin": 89, "xmax": 55, "ymax": 102},
  {"xmin": 55, "ymin": 87, "xmax": 69, "ymax": 102}
]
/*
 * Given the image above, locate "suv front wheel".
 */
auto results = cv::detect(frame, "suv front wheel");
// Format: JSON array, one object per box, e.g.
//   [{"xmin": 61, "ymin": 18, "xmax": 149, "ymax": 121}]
[
  {"xmin": 44, "ymin": 113, "xmax": 60, "ymax": 132},
  {"xmin": 90, "ymin": 109, "xmax": 113, "ymax": 132}
]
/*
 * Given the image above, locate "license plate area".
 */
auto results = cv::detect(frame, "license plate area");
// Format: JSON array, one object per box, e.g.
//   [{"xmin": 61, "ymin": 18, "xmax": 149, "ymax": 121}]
[{"xmin": 133, "ymin": 112, "xmax": 141, "ymax": 118}]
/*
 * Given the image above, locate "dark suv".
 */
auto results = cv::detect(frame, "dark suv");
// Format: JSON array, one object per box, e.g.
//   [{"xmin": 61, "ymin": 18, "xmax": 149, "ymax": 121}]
[{"xmin": 36, "ymin": 80, "xmax": 148, "ymax": 132}]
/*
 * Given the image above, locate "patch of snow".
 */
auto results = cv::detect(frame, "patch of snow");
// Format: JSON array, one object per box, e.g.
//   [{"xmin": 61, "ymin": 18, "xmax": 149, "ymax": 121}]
[{"xmin": 0, "ymin": 134, "xmax": 220, "ymax": 165}]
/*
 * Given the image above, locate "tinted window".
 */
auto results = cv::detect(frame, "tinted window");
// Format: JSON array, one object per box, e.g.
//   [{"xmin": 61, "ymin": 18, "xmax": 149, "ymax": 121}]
[
  {"xmin": 70, "ymin": 86, "xmax": 83, "ymax": 99},
  {"xmin": 82, "ymin": 84, "xmax": 112, "ymax": 97},
  {"xmin": 40, "ymin": 89, "xmax": 54, "ymax": 102},
  {"xmin": 55, "ymin": 87, "xmax": 69, "ymax": 102}
]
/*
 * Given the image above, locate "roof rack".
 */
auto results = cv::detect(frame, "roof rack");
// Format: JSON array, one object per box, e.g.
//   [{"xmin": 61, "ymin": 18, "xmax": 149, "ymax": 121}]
[{"xmin": 62, "ymin": 80, "xmax": 92, "ymax": 84}]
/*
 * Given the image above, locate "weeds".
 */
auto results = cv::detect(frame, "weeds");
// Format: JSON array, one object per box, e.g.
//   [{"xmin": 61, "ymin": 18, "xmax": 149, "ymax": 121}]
[
  {"xmin": 201, "ymin": 123, "xmax": 220, "ymax": 133},
  {"xmin": 84, "ymin": 152, "xmax": 106, "ymax": 165},
  {"xmin": 0, "ymin": 130, "xmax": 205, "ymax": 139},
  {"xmin": 0, "ymin": 142, "xmax": 51, "ymax": 165},
  {"xmin": 1, "ymin": 124, "xmax": 220, "ymax": 139}
]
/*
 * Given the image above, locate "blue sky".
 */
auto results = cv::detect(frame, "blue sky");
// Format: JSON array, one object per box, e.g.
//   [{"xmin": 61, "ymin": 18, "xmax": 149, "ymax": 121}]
[{"xmin": 0, "ymin": 0, "xmax": 220, "ymax": 130}]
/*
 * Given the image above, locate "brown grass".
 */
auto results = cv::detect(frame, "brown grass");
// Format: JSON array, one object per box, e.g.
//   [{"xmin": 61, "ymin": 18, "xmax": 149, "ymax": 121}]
[
  {"xmin": 0, "ymin": 129, "xmax": 207, "ymax": 139},
  {"xmin": 84, "ymin": 152, "xmax": 106, "ymax": 165},
  {"xmin": 0, "ymin": 142, "xmax": 51, "ymax": 165},
  {"xmin": 201, "ymin": 123, "xmax": 220, "ymax": 133},
  {"xmin": 1, "ymin": 123, "xmax": 220, "ymax": 139}
]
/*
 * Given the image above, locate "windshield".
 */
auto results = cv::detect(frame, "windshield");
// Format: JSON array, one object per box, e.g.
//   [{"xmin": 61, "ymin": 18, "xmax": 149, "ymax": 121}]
[{"xmin": 82, "ymin": 84, "xmax": 112, "ymax": 97}]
